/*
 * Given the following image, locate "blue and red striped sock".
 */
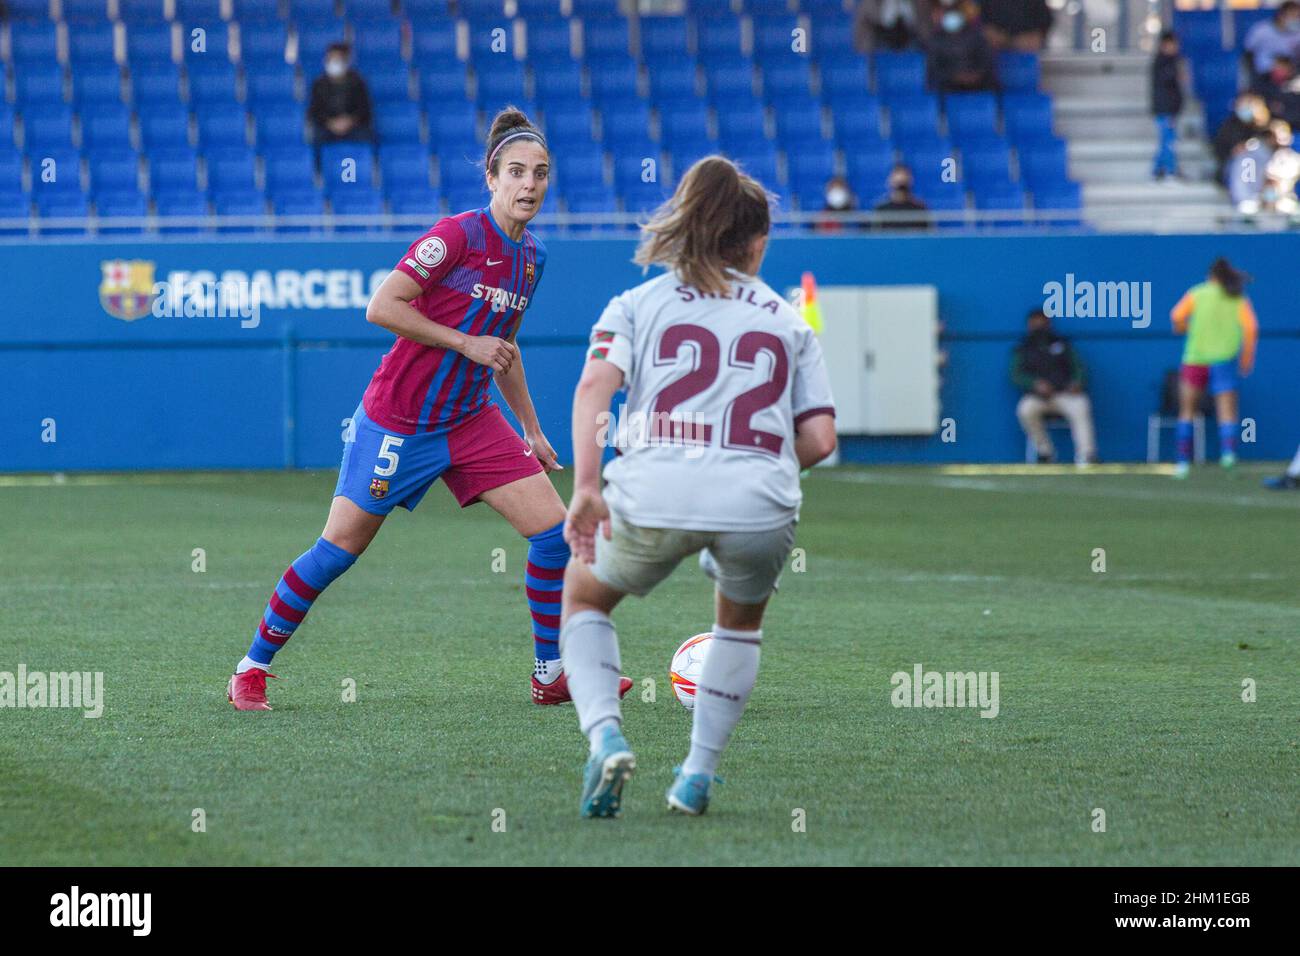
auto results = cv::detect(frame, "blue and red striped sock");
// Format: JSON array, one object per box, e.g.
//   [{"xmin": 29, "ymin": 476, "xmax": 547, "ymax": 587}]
[
  {"xmin": 525, "ymin": 521, "xmax": 568, "ymax": 672},
  {"xmin": 1175, "ymin": 420, "xmax": 1194, "ymax": 465},
  {"xmin": 1218, "ymin": 421, "xmax": 1236, "ymax": 457},
  {"xmin": 243, "ymin": 538, "xmax": 357, "ymax": 669}
]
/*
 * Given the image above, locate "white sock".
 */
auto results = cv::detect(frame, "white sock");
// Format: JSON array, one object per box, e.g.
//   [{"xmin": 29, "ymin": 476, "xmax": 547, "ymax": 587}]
[
  {"xmin": 533, "ymin": 657, "xmax": 564, "ymax": 684},
  {"xmin": 236, "ymin": 656, "xmax": 269, "ymax": 674},
  {"xmin": 587, "ymin": 716, "xmax": 620, "ymax": 752},
  {"xmin": 681, "ymin": 624, "xmax": 761, "ymax": 778},
  {"xmin": 559, "ymin": 610, "xmax": 623, "ymax": 749},
  {"xmin": 1287, "ymin": 445, "xmax": 1300, "ymax": 478}
]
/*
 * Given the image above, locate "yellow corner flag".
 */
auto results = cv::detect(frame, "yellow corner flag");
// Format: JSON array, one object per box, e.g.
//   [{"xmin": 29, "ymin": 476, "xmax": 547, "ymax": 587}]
[{"xmin": 800, "ymin": 271, "xmax": 823, "ymax": 335}]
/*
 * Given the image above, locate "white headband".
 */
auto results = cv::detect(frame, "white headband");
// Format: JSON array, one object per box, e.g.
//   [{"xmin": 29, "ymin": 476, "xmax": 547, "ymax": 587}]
[{"xmin": 488, "ymin": 130, "xmax": 546, "ymax": 169}]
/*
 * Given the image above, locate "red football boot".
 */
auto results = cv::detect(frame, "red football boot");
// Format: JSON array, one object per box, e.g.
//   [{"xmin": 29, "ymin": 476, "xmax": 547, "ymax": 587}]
[
  {"xmin": 531, "ymin": 671, "xmax": 634, "ymax": 705},
  {"xmin": 227, "ymin": 669, "xmax": 277, "ymax": 711}
]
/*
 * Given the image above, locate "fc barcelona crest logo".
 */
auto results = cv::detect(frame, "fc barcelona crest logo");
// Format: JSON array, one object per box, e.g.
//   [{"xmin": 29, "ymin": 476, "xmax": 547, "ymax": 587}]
[
  {"xmin": 99, "ymin": 259, "xmax": 157, "ymax": 322},
  {"xmin": 525, "ymin": 262, "xmax": 535, "ymax": 286},
  {"xmin": 369, "ymin": 478, "xmax": 389, "ymax": 499}
]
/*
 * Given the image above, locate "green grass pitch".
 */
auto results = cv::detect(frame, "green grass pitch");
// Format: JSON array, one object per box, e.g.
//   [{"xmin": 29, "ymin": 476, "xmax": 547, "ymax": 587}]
[{"xmin": 1, "ymin": 465, "xmax": 1296, "ymax": 866}]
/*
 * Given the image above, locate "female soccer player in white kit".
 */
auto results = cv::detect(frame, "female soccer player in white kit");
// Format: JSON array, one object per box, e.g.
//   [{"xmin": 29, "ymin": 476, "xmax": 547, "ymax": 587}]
[{"xmin": 561, "ymin": 156, "xmax": 839, "ymax": 818}]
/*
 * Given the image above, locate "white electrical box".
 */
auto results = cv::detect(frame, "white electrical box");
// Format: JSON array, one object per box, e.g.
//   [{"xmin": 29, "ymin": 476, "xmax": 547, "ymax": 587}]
[{"xmin": 816, "ymin": 286, "xmax": 940, "ymax": 436}]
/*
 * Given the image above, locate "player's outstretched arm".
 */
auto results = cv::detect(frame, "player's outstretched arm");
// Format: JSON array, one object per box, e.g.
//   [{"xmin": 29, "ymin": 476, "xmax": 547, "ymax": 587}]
[
  {"xmin": 495, "ymin": 330, "xmax": 562, "ymax": 472},
  {"xmin": 794, "ymin": 414, "xmax": 837, "ymax": 471},
  {"xmin": 565, "ymin": 358, "xmax": 623, "ymax": 563},
  {"xmin": 366, "ymin": 270, "xmax": 517, "ymax": 373}
]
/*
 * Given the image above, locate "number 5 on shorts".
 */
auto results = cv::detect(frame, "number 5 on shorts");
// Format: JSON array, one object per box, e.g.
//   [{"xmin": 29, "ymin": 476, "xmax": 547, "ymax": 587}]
[{"xmin": 375, "ymin": 435, "xmax": 404, "ymax": 477}]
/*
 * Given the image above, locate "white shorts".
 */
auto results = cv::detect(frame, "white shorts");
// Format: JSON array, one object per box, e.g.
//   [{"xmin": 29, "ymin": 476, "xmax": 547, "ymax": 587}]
[{"xmin": 590, "ymin": 510, "xmax": 796, "ymax": 605}]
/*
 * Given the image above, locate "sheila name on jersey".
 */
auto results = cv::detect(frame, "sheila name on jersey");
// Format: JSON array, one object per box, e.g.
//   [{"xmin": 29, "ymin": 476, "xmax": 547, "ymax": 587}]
[
  {"xmin": 675, "ymin": 284, "xmax": 783, "ymax": 312},
  {"xmin": 472, "ymin": 283, "xmax": 530, "ymax": 313}
]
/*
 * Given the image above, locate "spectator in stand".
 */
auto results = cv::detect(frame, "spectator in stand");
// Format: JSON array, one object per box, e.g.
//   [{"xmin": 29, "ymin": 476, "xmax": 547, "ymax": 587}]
[
  {"xmin": 872, "ymin": 164, "xmax": 931, "ymax": 230},
  {"xmin": 1151, "ymin": 30, "xmax": 1185, "ymax": 181},
  {"xmin": 307, "ymin": 43, "xmax": 374, "ymax": 146},
  {"xmin": 1266, "ymin": 120, "xmax": 1300, "ymax": 213},
  {"xmin": 927, "ymin": 0, "xmax": 998, "ymax": 93},
  {"xmin": 1226, "ymin": 127, "xmax": 1273, "ymax": 214},
  {"xmin": 1011, "ymin": 309, "xmax": 1097, "ymax": 466},
  {"xmin": 1243, "ymin": 1, "xmax": 1300, "ymax": 80},
  {"xmin": 1213, "ymin": 93, "xmax": 1270, "ymax": 184},
  {"xmin": 1257, "ymin": 55, "xmax": 1300, "ymax": 127},
  {"xmin": 980, "ymin": 0, "xmax": 1054, "ymax": 53},
  {"xmin": 814, "ymin": 175, "xmax": 859, "ymax": 233},
  {"xmin": 853, "ymin": 0, "xmax": 935, "ymax": 52}
]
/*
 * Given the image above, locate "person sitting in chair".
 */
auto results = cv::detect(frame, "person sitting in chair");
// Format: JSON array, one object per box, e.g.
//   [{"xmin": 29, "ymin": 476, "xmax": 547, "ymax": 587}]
[{"xmin": 1011, "ymin": 309, "xmax": 1097, "ymax": 464}]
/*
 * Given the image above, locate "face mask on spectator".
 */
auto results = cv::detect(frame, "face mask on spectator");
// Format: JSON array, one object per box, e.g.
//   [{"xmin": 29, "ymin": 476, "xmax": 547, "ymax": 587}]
[
  {"xmin": 1237, "ymin": 105, "xmax": 1257, "ymax": 123},
  {"xmin": 326, "ymin": 58, "xmax": 348, "ymax": 79},
  {"xmin": 825, "ymin": 185, "xmax": 851, "ymax": 209},
  {"xmin": 942, "ymin": 11, "xmax": 965, "ymax": 33}
]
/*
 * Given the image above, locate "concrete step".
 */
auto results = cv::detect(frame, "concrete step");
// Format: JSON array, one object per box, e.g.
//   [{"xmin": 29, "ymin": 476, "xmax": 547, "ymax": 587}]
[
  {"xmin": 1041, "ymin": 53, "xmax": 1152, "ymax": 78},
  {"xmin": 1069, "ymin": 138, "xmax": 1210, "ymax": 159},
  {"xmin": 1052, "ymin": 95, "xmax": 1150, "ymax": 118},
  {"xmin": 1083, "ymin": 181, "xmax": 1225, "ymax": 204},
  {"xmin": 1055, "ymin": 114, "xmax": 1165, "ymax": 139},
  {"xmin": 1043, "ymin": 72, "xmax": 1150, "ymax": 98},
  {"xmin": 1071, "ymin": 157, "xmax": 1217, "ymax": 183}
]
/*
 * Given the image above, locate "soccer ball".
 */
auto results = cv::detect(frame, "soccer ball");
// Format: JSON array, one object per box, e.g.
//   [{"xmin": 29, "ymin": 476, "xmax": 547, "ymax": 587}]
[{"xmin": 669, "ymin": 633, "xmax": 712, "ymax": 710}]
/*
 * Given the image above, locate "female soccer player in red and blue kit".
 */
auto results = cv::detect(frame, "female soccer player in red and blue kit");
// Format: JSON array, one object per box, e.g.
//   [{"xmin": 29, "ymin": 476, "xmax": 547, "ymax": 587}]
[{"xmin": 227, "ymin": 107, "xmax": 631, "ymax": 710}]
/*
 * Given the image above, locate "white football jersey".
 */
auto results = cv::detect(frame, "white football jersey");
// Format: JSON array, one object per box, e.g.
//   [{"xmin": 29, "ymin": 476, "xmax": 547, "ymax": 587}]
[{"xmin": 590, "ymin": 269, "xmax": 835, "ymax": 532}]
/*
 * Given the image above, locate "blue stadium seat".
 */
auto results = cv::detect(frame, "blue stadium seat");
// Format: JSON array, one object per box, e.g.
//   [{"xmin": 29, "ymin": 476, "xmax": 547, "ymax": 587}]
[
  {"xmin": 475, "ymin": 62, "xmax": 528, "ymax": 107},
  {"xmin": 24, "ymin": 109, "xmax": 77, "ymax": 152},
  {"xmin": 150, "ymin": 149, "xmax": 201, "ymax": 193},
  {"xmin": 961, "ymin": 140, "xmax": 1013, "ymax": 188},
  {"xmin": 516, "ymin": 0, "xmax": 562, "ymax": 18},
  {"xmin": 526, "ymin": 19, "xmax": 574, "ymax": 63},
  {"xmin": 909, "ymin": 182, "xmax": 964, "ymax": 227},
  {"xmin": 297, "ymin": 25, "xmax": 349, "ymax": 72},
  {"xmin": 37, "ymin": 192, "xmax": 90, "ymax": 234},
  {"xmin": 16, "ymin": 67, "xmax": 67, "ymax": 107},
  {"xmin": 811, "ymin": 20, "xmax": 855, "ymax": 60},
  {"xmin": 619, "ymin": 176, "xmax": 669, "ymax": 214},
  {"xmin": 998, "ymin": 52, "xmax": 1040, "ymax": 93},
  {"xmin": 896, "ymin": 140, "xmax": 951, "ymax": 183},
  {"xmin": 9, "ymin": 24, "xmax": 60, "ymax": 65},
  {"xmin": 30, "ymin": 149, "xmax": 83, "ymax": 196},
  {"xmin": 428, "ymin": 107, "xmax": 479, "ymax": 150},
  {"xmin": 0, "ymin": 110, "xmax": 16, "ymax": 150},
  {"xmin": 600, "ymin": 100, "xmax": 652, "ymax": 143},
  {"xmin": 262, "ymin": 144, "xmax": 315, "ymax": 194},
  {"xmin": 73, "ymin": 67, "xmax": 125, "ymax": 107},
  {"xmin": 61, "ymin": 0, "xmax": 110, "ymax": 23},
  {"xmin": 659, "ymin": 107, "xmax": 711, "ymax": 149},
  {"xmin": 945, "ymin": 93, "xmax": 999, "ymax": 143},
  {"xmin": 83, "ymin": 110, "xmax": 135, "ymax": 151},
  {"xmin": 213, "ymin": 189, "xmax": 269, "ymax": 233},
  {"xmin": 239, "ymin": 22, "xmax": 289, "ymax": 65},
  {"xmin": 763, "ymin": 61, "xmax": 814, "ymax": 100},
  {"xmin": 126, "ymin": 24, "xmax": 174, "ymax": 65},
  {"xmin": 1018, "ymin": 139, "xmax": 1070, "ymax": 190},
  {"xmin": 90, "ymin": 150, "xmax": 142, "ymax": 196},
  {"xmin": 832, "ymin": 99, "xmax": 886, "ymax": 148},
  {"xmin": 188, "ymin": 65, "xmax": 241, "ymax": 107},
  {"xmin": 131, "ymin": 65, "xmax": 184, "ymax": 106},
  {"xmin": 571, "ymin": 0, "xmax": 621, "ymax": 16},
  {"xmin": 821, "ymin": 58, "xmax": 870, "ymax": 100},
  {"xmin": 555, "ymin": 146, "xmax": 604, "ymax": 186},
  {"xmin": 155, "ymin": 189, "xmax": 211, "ymax": 234},
  {"xmin": 69, "ymin": 26, "xmax": 118, "ymax": 68},
  {"xmin": 717, "ymin": 108, "xmax": 767, "ymax": 151},
  {"xmin": 752, "ymin": 15, "xmax": 800, "ymax": 60},
  {"xmin": 687, "ymin": 0, "xmax": 735, "ymax": 13},
  {"xmin": 379, "ymin": 144, "xmax": 432, "ymax": 193},
  {"xmin": 354, "ymin": 23, "xmax": 405, "ymax": 73},
  {"xmin": 411, "ymin": 23, "xmax": 459, "ymax": 62},
  {"xmin": 703, "ymin": 56, "xmax": 756, "ymax": 100},
  {"xmin": 176, "ymin": 0, "xmax": 225, "ymax": 20},
  {"xmin": 367, "ymin": 70, "xmax": 413, "ymax": 104},
  {"xmin": 1190, "ymin": 53, "xmax": 1239, "ymax": 103},
  {"xmin": 1031, "ymin": 180, "xmax": 1082, "ymax": 227},
  {"xmin": 773, "ymin": 103, "xmax": 824, "ymax": 144},
  {"xmin": 732, "ymin": 147, "xmax": 778, "ymax": 186},
  {"xmin": 0, "ymin": 189, "xmax": 32, "ymax": 236},
  {"xmin": 649, "ymin": 63, "xmax": 699, "ymax": 103},
  {"xmin": 206, "ymin": 147, "xmax": 259, "ymax": 193},
  {"xmin": 246, "ymin": 68, "xmax": 299, "ymax": 107},
  {"xmin": 418, "ymin": 65, "xmax": 472, "ymax": 103},
  {"xmin": 1002, "ymin": 92, "xmax": 1055, "ymax": 144},
  {"xmin": 846, "ymin": 149, "xmax": 896, "ymax": 199},
  {"xmin": 0, "ymin": 150, "xmax": 26, "ymax": 191},
  {"xmin": 141, "ymin": 112, "xmax": 191, "ymax": 152},
  {"xmin": 289, "ymin": 0, "xmax": 344, "ymax": 24},
  {"xmin": 535, "ymin": 63, "xmax": 584, "ymax": 104},
  {"xmin": 388, "ymin": 187, "xmax": 442, "ymax": 217},
  {"xmin": 696, "ymin": 18, "xmax": 743, "ymax": 57},
  {"xmin": 1173, "ymin": 10, "xmax": 1224, "ymax": 56},
  {"xmin": 640, "ymin": 17, "xmax": 691, "ymax": 61},
  {"xmin": 543, "ymin": 106, "xmax": 596, "ymax": 146},
  {"xmin": 405, "ymin": 0, "xmax": 451, "ymax": 17},
  {"xmin": 4, "ymin": 0, "xmax": 52, "ymax": 22},
  {"xmin": 320, "ymin": 143, "xmax": 376, "ymax": 195},
  {"xmin": 786, "ymin": 147, "xmax": 835, "ymax": 198},
  {"xmin": 120, "ymin": 0, "xmax": 167, "ymax": 21},
  {"xmin": 254, "ymin": 105, "xmax": 308, "ymax": 147},
  {"xmin": 376, "ymin": 102, "xmax": 423, "ymax": 144},
  {"xmin": 331, "ymin": 188, "xmax": 386, "ymax": 232},
  {"xmin": 583, "ymin": 18, "xmax": 631, "ymax": 62},
  {"xmin": 972, "ymin": 181, "xmax": 1026, "ymax": 226},
  {"xmin": 197, "ymin": 112, "xmax": 250, "ymax": 150},
  {"xmin": 183, "ymin": 22, "xmax": 235, "ymax": 64},
  {"xmin": 749, "ymin": 0, "xmax": 797, "ymax": 14},
  {"xmin": 888, "ymin": 93, "xmax": 941, "ymax": 144},
  {"xmin": 345, "ymin": 0, "xmax": 400, "ymax": 17},
  {"xmin": 589, "ymin": 61, "xmax": 639, "ymax": 104},
  {"xmin": 273, "ymin": 190, "xmax": 325, "ymax": 233},
  {"xmin": 874, "ymin": 51, "xmax": 927, "ymax": 98}
]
